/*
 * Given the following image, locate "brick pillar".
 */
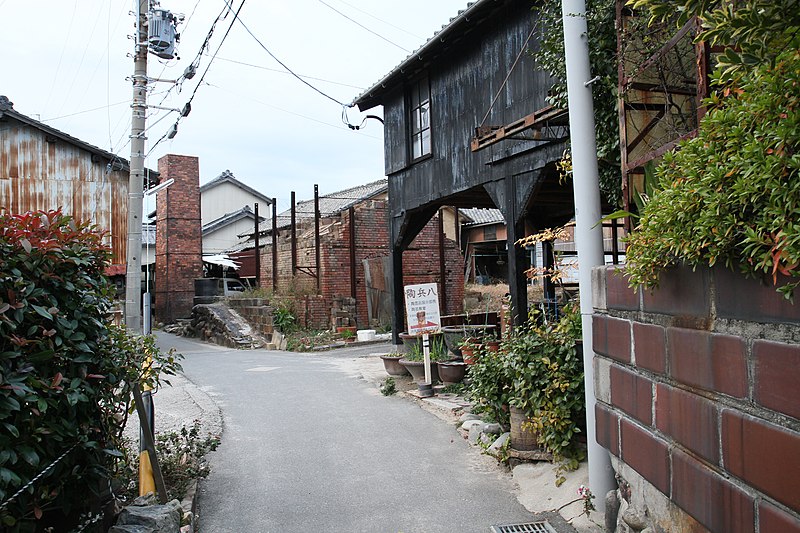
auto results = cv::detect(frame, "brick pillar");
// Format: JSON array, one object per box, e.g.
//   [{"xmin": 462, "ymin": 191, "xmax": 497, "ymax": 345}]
[{"xmin": 155, "ymin": 154, "xmax": 203, "ymax": 323}]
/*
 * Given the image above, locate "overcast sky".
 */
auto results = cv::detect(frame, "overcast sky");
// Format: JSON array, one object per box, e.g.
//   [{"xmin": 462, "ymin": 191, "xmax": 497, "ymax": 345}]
[{"xmin": 0, "ymin": 0, "xmax": 469, "ymax": 214}]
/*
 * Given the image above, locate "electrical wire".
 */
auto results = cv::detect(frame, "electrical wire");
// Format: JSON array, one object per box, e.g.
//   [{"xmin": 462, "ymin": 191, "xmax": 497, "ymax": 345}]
[
  {"xmin": 212, "ymin": 55, "xmax": 364, "ymax": 90},
  {"xmin": 40, "ymin": 100, "xmax": 130, "ymax": 122},
  {"xmin": 479, "ymin": 25, "xmax": 538, "ymax": 127},
  {"xmin": 221, "ymin": 0, "xmax": 347, "ymax": 107},
  {"xmin": 148, "ymin": 0, "xmax": 247, "ymax": 156},
  {"xmin": 43, "ymin": 0, "xmax": 79, "ymax": 114},
  {"xmin": 325, "ymin": 0, "xmax": 423, "ymax": 40},
  {"xmin": 316, "ymin": 0, "xmax": 410, "ymax": 53}
]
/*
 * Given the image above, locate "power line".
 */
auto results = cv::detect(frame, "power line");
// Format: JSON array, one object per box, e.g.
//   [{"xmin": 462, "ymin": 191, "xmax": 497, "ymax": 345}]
[
  {"xmin": 221, "ymin": 0, "xmax": 347, "ymax": 107},
  {"xmin": 316, "ymin": 0, "xmax": 410, "ymax": 53},
  {"xmin": 41, "ymin": 100, "xmax": 130, "ymax": 122},
  {"xmin": 148, "ymin": 0, "xmax": 247, "ymax": 156},
  {"xmin": 326, "ymin": 0, "xmax": 423, "ymax": 40},
  {"xmin": 212, "ymin": 55, "xmax": 365, "ymax": 90}
]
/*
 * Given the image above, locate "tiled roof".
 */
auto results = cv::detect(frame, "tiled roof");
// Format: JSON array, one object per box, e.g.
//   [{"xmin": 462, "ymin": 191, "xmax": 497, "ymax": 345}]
[
  {"xmin": 200, "ymin": 170, "xmax": 272, "ymax": 204},
  {"xmin": 352, "ymin": 1, "xmax": 493, "ymax": 110},
  {"xmin": 250, "ymin": 179, "xmax": 388, "ymax": 235},
  {"xmin": 202, "ymin": 206, "xmax": 258, "ymax": 235},
  {"xmin": 461, "ymin": 208, "xmax": 504, "ymax": 226}
]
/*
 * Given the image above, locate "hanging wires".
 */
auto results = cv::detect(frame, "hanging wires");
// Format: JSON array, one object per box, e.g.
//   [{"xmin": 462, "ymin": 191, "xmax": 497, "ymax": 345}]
[
  {"xmin": 479, "ymin": 24, "xmax": 538, "ymax": 127},
  {"xmin": 315, "ymin": 0, "xmax": 410, "ymax": 53},
  {"xmin": 147, "ymin": 0, "xmax": 247, "ymax": 156}
]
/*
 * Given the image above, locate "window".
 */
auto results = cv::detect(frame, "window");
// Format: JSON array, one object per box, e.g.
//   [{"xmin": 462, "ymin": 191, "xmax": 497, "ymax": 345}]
[{"xmin": 409, "ymin": 76, "xmax": 431, "ymax": 160}]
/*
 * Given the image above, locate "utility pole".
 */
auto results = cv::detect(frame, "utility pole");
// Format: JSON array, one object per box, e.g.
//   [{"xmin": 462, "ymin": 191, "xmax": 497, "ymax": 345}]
[
  {"xmin": 125, "ymin": 0, "xmax": 150, "ymax": 334},
  {"xmin": 562, "ymin": 0, "xmax": 615, "ymax": 507}
]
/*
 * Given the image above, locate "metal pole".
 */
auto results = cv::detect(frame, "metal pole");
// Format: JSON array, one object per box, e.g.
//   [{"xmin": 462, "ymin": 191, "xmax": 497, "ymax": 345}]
[
  {"xmin": 124, "ymin": 0, "xmax": 149, "ymax": 334},
  {"xmin": 314, "ymin": 185, "xmax": 321, "ymax": 294},
  {"xmin": 254, "ymin": 203, "xmax": 261, "ymax": 287},
  {"xmin": 272, "ymin": 198, "xmax": 277, "ymax": 291},
  {"xmin": 562, "ymin": 0, "xmax": 615, "ymax": 506}
]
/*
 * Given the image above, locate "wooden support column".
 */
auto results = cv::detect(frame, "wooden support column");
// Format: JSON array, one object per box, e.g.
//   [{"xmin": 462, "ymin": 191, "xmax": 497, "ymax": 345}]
[
  {"xmin": 349, "ymin": 207, "xmax": 357, "ymax": 301},
  {"xmin": 290, "ymin": 191, "xmax": 297, "ymax": 275},
  {"xmin": 314, "ymin": 185, "xmax": 321, "ymax": 294},
  {"xmin": 390, "ymin": 243, "xmax": 404, "ymax": 346},
  {"xmin": 254, "ymin": 203, "xmax": 261, "ymax": 287},
  {"xmin": 438, "ymin": 210, "xmax": 448, "ymax": 315},
  {"xmin": 271, "ymin": 198, "xmax": 277, "ymax": 291},
  {"xmin": 505, "ymin": 175, "xmax": 528, "ymax": 327}
]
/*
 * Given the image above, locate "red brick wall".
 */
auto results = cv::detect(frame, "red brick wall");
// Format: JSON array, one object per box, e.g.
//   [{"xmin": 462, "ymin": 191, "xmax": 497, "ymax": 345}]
[
  {"xmin": 154, "ymin": 154, "xmax": 203, "ymax": 323},
  {"xmin": 594, "ymin": 264, "xmax": 800, "ymax": 533},
  {"xmin": 260, "ymin": 200, "xmax": 464, "ymax": 329}
]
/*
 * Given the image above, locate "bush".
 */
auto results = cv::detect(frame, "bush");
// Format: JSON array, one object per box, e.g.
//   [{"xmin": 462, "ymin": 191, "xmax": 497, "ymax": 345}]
[
  {"xmin": 0, "ymin": 210, "xmax": 180, "ymax": 531},
  {"xmin": 624, "ymin": 48, "xmax": 800, "ymax": 299}
]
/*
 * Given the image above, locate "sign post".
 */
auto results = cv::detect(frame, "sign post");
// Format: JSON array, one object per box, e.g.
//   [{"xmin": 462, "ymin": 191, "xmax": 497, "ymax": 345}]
[{"xmin": 404, "ymin": 283, "xmax": 441, "ymax": 397}]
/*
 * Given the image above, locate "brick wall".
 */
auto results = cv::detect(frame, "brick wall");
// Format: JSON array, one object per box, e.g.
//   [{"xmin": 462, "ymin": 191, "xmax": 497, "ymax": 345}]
[
  {"xmin": 593, "ymin": 264, "xmax": 800, "ymax": 533},
  {"xmin": 154, "ymin": 154, "xmax": 203, "ymax": 323},
  {"xmin": 260, "ymin": 200, "xmax": 464, "ymax": 329}
]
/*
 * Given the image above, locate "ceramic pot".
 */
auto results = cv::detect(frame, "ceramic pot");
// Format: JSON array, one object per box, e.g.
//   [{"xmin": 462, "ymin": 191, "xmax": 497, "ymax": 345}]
[
  {"xmin": 437, "ymin": 361, "xmax": 467, "ymax": 384},
  {"xmin": 399, "ymin": 358, "xmax": 440, "ymax": 384},
  {"xmin": 442, "ymin": 325, "xmax": 497, "ymax": 356},
  {"xmin": 380, "ymin": 354, "xmax": 410, "ymax": 376}
]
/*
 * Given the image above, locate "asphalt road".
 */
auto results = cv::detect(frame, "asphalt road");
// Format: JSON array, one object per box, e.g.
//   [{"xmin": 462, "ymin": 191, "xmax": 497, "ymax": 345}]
[{"xmin": 155, "ymin": 334, "xmax": 536, "ymax": 533}]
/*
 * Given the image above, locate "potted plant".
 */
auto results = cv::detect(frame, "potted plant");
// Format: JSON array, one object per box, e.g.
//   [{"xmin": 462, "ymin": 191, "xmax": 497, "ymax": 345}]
[
  {"xmin": 459, "ymin": 337, "xmax": 481, "ymax": 365},
  {"xmin": 399, "ymin": 336, "xmax": 448, "ymax": 384},
  {"xmin": 339, "ymin": 328, "xmax": 356, "ymax": 343},
  {"xmin": 379, "ymin": 352, "xmax": 410, "ymax": 376}
]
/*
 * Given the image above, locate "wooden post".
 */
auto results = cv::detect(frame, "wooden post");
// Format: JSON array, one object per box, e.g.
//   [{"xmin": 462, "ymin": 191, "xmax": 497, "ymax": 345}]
[
  {"xmin": 314, "ymin": 185, "xmax": 321, "ymax": 294},
  {"xmin": 254, "ymin": 203, "xmax": 261, "ymax": 287},
  {"xmin": 438, "ymin": 209, "xmax": 448, "ymax": 315},
  {"xmin": 291, "ymin": 191, "xmax": 297, "ymax": 275},
  {"xmin": 272, "ymin": 198, "xmax": 277, "ymax": 291}
]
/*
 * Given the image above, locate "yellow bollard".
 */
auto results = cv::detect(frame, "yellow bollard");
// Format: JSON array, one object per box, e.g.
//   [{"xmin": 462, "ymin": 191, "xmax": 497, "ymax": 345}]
[{"xmin": 138, "ymin": 355, "xmax": 156, "ymax": 497}]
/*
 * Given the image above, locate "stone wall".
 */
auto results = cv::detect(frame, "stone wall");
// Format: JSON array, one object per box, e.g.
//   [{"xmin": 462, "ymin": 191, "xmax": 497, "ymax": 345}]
[
  {"xmin": 260, "ymin": 200, "xmax": 464, "ymax": 330},
  {"xmin": 592, "ymin": 265, "xmax": 800, "ymax": 533}
]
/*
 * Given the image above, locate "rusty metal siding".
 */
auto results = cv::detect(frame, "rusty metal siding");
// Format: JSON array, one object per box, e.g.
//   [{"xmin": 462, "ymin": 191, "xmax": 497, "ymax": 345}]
[{"xmin": 0, "ymin": 121, "xmax": 129, "ymax": 264}]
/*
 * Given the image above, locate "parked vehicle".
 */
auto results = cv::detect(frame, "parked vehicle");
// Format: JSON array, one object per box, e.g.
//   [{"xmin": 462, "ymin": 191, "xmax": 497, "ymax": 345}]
[{"xmin": 194, "ymin": 277, "xmax": 248, "ymax": 304}]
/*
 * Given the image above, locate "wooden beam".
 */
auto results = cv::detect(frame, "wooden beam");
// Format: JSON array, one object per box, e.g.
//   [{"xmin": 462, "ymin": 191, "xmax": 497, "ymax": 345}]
[{"xmin": 470, "ymin": 106, "xmax": 568, "ymax": 152}]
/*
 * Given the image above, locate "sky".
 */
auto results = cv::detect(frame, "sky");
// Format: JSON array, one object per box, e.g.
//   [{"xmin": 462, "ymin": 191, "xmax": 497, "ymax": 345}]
[{"xmin": 0, "ymin": 0, "xmax": 469, "ymax": 214}]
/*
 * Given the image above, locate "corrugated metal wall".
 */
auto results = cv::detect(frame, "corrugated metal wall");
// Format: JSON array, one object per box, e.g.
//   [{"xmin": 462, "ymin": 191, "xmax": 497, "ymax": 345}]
[{"xmin": 0, "ymin": 122, "xmax": 129, "ymax": 265}]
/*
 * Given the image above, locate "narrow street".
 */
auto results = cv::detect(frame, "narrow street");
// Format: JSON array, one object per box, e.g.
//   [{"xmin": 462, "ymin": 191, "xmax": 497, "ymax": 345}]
[{"xmin": 155, "ymin": 333, "xmax": 537, "ymax": 533}]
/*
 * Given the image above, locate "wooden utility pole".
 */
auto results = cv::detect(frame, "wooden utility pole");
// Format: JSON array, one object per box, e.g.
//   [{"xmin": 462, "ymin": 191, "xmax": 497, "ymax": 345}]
[{"xmin": 124, "ymin": 0, "xmax": 149, "ymax": 333}]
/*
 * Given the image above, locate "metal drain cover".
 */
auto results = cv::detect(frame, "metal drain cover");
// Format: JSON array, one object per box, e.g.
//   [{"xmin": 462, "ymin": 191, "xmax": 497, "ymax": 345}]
[{"xmin": 490, "ymin": 521, "xmax": 558, "ymax": 533}]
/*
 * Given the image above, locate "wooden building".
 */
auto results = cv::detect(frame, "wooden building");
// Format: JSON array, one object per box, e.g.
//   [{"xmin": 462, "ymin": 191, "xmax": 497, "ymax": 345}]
[{"xmin": 352, "ymin": 0, "xmax": 575, "ymax": 339}]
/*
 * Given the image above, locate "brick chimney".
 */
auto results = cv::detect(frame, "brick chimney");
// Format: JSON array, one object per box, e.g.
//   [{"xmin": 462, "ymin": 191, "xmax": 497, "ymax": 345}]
[{"xmin": 155, "ymin": 154, "xmax": 203, "ymax": 323}]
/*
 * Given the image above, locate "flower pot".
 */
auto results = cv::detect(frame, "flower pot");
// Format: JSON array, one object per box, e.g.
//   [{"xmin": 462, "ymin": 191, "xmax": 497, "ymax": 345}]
[
  {"xmin": 380, "ymin": 354, "xmax": 410, "ymax": 376},
  {"xmin": 442, "ymin": 325, "xmax": 497, "ymax": 356},
  {"xmin": 437, "ymin": 361, "xmax": 467, "ymax": 384},
  {"xmin": 461, "ymin": 345, "xmax": 480, "ymax": 365},
  {"xmin": 509, "ymin": 405, "xmax": 540, "ymax": 451},
  {"xmin": 399, "ymin": 358, "xmax": 440, "ymax": 384}
]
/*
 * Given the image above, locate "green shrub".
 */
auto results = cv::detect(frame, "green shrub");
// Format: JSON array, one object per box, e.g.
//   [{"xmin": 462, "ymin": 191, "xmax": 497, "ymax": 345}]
[
  {"xmin": 0, "ymin": 210, "xmax": 180, "ymax": 531},
  {"xmin": 625, "ymin": 48, "xmax": 800, "ymax": 299}
]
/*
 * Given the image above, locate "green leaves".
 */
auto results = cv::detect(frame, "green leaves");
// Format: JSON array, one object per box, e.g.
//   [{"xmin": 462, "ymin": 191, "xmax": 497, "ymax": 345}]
[
  {"xmin": 0, "ymin": 210, "xmax": 183, "ymax": 528},
  {"xmin": 625, "ymin": 47, "xmax": 800, "ymax": 298}
]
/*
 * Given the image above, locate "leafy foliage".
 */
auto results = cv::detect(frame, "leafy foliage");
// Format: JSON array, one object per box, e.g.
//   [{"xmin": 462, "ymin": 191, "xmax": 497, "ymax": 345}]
[
  {"xmin": 402, "ymin": 335, "xmax": 449, "ymax": 362},
  {"xmin": 0, "ymin": 210, "xmax": 181, "ymax": 530},
  {"xmin": 531, "ymin": 0, "xmax": 622, "ymax": 206},
  {"xmin": 628, "ymin": 0, "xmax": 800, "ymax": 82},
  {"xmin": 467, "ymin": 302, "xmax": 585, "ymax": 462},
  {"xmin": 624, "ymin": 48, "xmax": 800, "ymax": 298}
]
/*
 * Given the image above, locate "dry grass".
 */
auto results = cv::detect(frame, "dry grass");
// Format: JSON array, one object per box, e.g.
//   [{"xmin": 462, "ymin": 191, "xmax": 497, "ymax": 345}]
[{"xmin": 463, "ymin": 283, "xmax": 546, "ymax": 314}]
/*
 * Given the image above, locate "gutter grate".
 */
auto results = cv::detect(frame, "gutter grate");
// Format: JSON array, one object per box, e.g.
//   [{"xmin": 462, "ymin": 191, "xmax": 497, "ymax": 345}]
[{"xmin": 490, "ymin": 521, "xmax": 558, "ymax": 533}]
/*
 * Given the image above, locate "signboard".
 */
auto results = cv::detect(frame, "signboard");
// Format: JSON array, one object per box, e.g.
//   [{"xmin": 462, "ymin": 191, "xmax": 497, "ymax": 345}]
[{"xmin": 404, "ymin": 283, "xmax": 441, "ymax": 335}]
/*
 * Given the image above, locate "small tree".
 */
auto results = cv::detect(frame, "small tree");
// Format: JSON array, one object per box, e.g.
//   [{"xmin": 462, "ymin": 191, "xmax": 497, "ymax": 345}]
[{"xmin": 0, "ymin": 210, "xmax": 180, "ymax": 531}]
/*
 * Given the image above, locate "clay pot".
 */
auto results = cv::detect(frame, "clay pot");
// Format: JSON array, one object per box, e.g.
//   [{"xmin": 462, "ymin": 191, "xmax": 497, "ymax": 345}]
[
  {"xmin": 437, "ymin": 361, "xmax": 467, "ymax": 384},
  {"xmin": 509, "ymin": 406, "xmax": 540, "ymax": 451},
  {"xmin": 379, "ymin": 354, "xmax": 410, "ymax": 376},
  {"xmin": 399, "ymin": 358, "xmax": 440, "ymax": 384}
]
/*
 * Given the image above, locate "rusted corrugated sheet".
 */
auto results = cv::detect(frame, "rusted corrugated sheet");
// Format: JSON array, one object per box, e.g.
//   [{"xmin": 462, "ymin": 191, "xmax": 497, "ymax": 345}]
[{"xmin": 0, "ymin": 122, "xmax": 129, "ymax": 264}]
